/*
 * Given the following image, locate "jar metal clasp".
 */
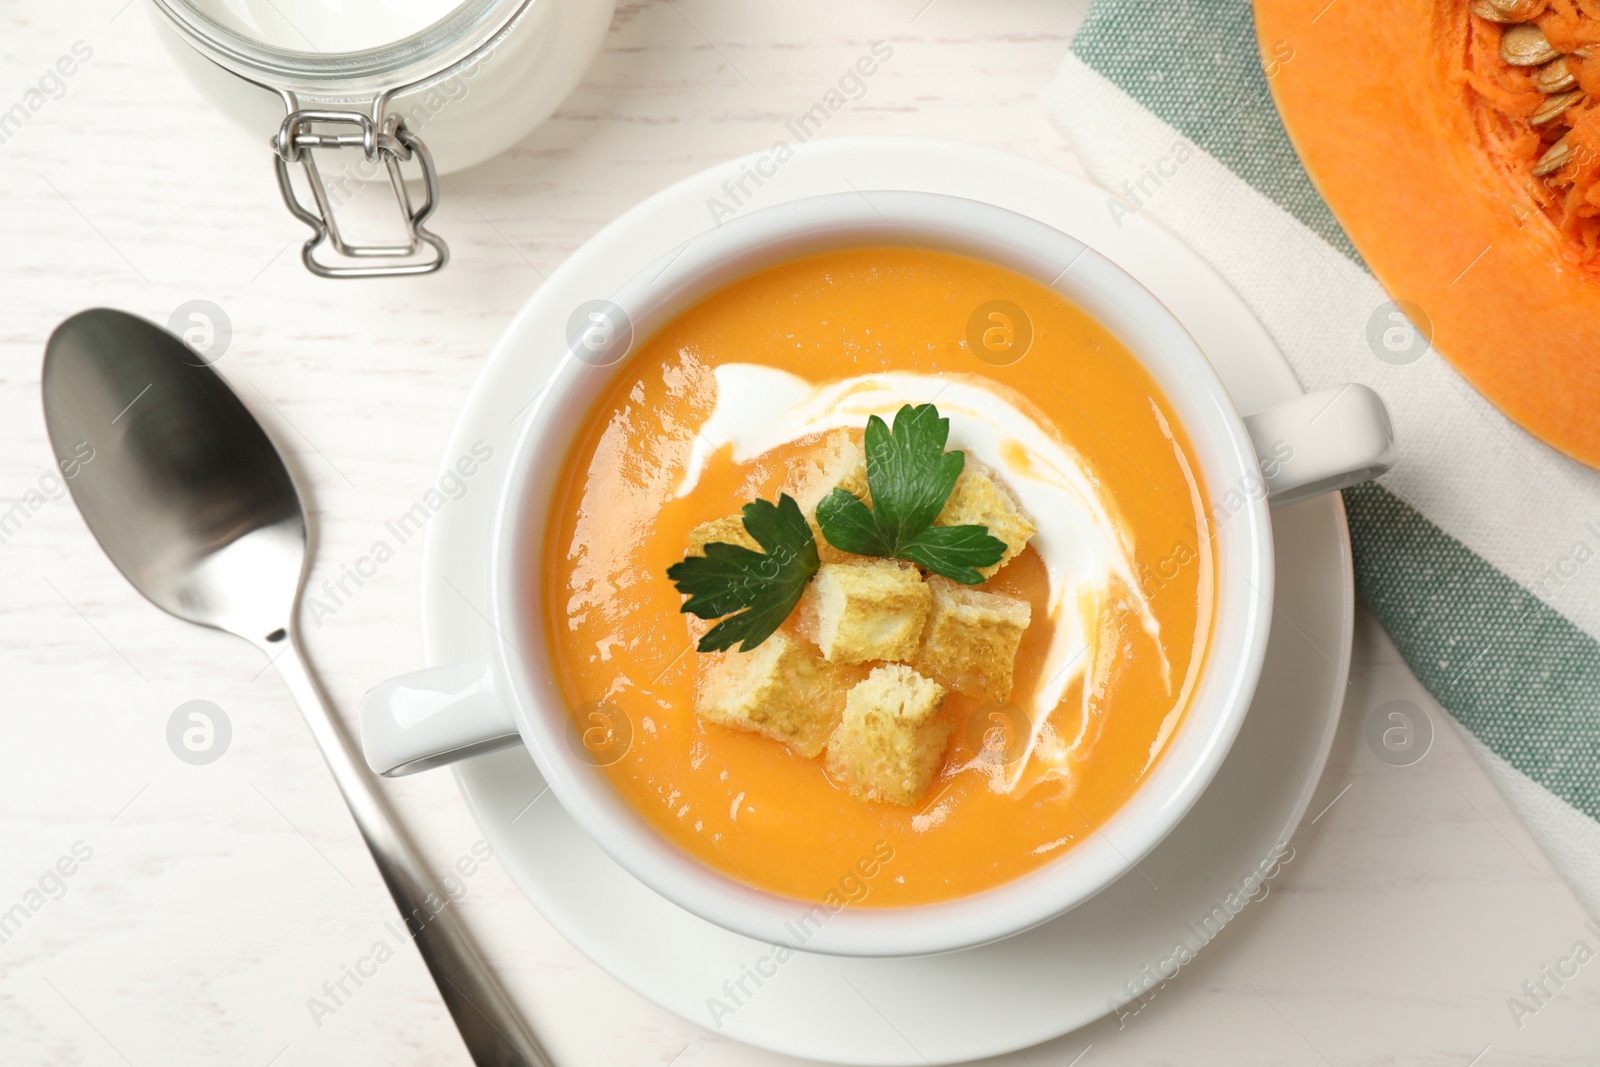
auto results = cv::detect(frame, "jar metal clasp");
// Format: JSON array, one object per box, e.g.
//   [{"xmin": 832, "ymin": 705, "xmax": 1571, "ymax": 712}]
[{"xmin": 271, "ymin": 104, "xmax": 448, "ymax": 278}]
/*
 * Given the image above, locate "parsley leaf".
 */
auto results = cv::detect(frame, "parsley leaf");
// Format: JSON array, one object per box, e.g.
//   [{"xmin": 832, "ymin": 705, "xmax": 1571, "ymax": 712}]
[
  {"xmin": 815, "ymin": 403, "xmax": 1006, "ymax": 585},
  {"xmin": 666, "ymin": 493, "xmax": 820, "ymax": 653}
]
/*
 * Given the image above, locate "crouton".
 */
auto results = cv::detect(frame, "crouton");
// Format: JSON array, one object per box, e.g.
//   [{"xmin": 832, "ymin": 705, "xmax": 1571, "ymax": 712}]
[
  {"xmin": 787, "ymin": 429, "xmax": 870, "ymax": 562},
  {"xmin": 825, "ymin": 664, "xmax": 951, "ymax": 805},
  {"xmin": 936, "ymin": 458, "xmax": 1036, "ymax": 577},
  {"xmin": 914, "ymin": 575, "xmax": 1032, "ymax": 700},
  {"xmin": 694, "ymin": 632, "xmax": 860, "ymax": 757},
  {"xmin": 789, "ymin": 428, "xmax": 871, "ymax": 510},
  {"xmin": 687, "ymin": 513, "xmax": 758, "ymax": 555},
  {"xmin": 800, "ymin": 558, "xmax": 931, "ymax": 664}
]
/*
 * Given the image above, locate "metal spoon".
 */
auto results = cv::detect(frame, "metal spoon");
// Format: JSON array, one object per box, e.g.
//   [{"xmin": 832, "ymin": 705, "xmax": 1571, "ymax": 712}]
[{"xmin": 41, "ymin": 308, "xmax": 551, "ymax": 1067}]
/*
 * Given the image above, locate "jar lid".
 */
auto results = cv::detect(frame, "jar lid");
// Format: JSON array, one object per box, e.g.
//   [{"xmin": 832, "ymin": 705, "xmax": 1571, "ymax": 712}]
[{"xmin": 150, "ymin": 0, "xmax": 532, "ymax": 101}]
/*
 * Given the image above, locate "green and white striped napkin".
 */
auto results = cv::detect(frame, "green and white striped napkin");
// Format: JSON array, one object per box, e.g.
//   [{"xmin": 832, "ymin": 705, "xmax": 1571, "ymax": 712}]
[{"xmin": 1046, "ymin": 0, "xmax": 1600, "ymax": 919}]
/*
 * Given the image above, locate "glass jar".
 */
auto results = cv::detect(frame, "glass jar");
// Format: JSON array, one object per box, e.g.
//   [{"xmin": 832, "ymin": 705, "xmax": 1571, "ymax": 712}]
[{"xmin": 148, "ymin": 0, "xmax": 614, "ymax": 277}]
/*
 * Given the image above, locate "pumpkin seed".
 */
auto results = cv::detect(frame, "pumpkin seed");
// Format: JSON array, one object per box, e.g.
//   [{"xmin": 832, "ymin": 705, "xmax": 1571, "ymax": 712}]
[
  {"xmin": 1503, "ymin": 24, "xmax": 1560, "ymax": 66},
  {"xmin": 1535, "ymin": 57, "xmax": 1578, "ymax": 93},
  {"xmin": 1532, "ymin": 89, "xmax": 1584, "ymax": 125},
  {"xmin": 1534, "ymin": 136, "xmax": 1572, "ymax": 176},
  {"xmin": 1471, "ymin": 0, "xmax": 1546, "ymax": 21}
]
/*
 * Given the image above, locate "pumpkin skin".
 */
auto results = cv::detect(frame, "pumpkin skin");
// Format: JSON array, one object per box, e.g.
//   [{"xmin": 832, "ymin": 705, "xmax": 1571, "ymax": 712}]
[{"xmin": 1255, "ymin": 0, "xmax": 1600, "ymax": 469}]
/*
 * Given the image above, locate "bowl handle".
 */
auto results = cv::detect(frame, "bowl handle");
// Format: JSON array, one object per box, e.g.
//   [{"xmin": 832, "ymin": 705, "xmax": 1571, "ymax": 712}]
[
  {"xmin": 359, "ymin": 655, "xmax": 521, "ymax": 777},
  {"xmin": 1243, "ymin": 384, "xmax": 1396, "ymax": 508}
]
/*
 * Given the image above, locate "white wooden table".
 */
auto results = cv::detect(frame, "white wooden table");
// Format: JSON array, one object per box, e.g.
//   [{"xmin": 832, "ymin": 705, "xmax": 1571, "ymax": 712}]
[{"xmin": 2, "ymin": 2, "xmax": 1597, "ymax": 1064}]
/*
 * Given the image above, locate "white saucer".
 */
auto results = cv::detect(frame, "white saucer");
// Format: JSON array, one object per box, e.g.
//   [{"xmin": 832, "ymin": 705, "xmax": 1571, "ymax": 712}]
[{"xmin": 423, "ymin": 136, "xmax": 1352, "ymax": 1065}]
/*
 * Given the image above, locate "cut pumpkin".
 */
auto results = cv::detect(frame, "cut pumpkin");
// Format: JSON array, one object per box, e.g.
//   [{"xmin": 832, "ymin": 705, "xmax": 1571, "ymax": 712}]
[{"xmin": 1255, "ymin": 0, "xmax": 1600, "ymax": 469}]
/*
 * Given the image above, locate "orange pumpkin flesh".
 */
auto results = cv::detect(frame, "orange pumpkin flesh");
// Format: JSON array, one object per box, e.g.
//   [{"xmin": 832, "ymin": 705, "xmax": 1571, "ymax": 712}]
[{"xmin": 1255, "ymin": 0, "xmax": 1600, "ymax": 469}]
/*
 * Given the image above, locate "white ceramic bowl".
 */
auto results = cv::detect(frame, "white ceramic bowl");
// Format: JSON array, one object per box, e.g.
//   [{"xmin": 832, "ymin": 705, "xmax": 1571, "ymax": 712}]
[{"xmin": 361, "ymin": 190, "xmax": 1394, "ymax": 957}]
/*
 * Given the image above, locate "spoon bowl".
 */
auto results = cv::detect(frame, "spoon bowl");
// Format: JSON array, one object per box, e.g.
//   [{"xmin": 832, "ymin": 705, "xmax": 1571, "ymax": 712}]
[{"xmin": 42, "ymin": 309, "xmax": 304, "ymax": 645}]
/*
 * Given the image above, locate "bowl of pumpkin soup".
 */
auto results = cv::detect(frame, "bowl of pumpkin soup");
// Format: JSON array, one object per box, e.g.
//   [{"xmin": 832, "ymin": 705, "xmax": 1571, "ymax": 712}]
[{"xmin": 360, "ymin": 191, "xmax": 1395, "ymax": 957}]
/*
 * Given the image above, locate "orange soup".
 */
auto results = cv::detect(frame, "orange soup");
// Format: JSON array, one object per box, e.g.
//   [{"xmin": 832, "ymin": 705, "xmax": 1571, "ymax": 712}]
[{"xmin": 541, "ymin": 247, "xmax": 1214, "ymax": 907}]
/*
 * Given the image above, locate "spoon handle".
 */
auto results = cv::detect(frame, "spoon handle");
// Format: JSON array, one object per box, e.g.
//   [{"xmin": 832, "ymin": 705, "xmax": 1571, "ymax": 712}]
[{"xmin": 273, "ymin": 632, "xmax": 553, "ymax": 1067}]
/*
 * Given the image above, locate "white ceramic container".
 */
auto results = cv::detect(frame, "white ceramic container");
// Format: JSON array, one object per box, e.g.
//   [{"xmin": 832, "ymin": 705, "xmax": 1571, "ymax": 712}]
[
  {"xmin": 359, "ymin": 190, "xmax": 1396, "ymax": 957},
  {"xmin": 147, "ymin": 0, "xmax": 614, "ymax": 276}
]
